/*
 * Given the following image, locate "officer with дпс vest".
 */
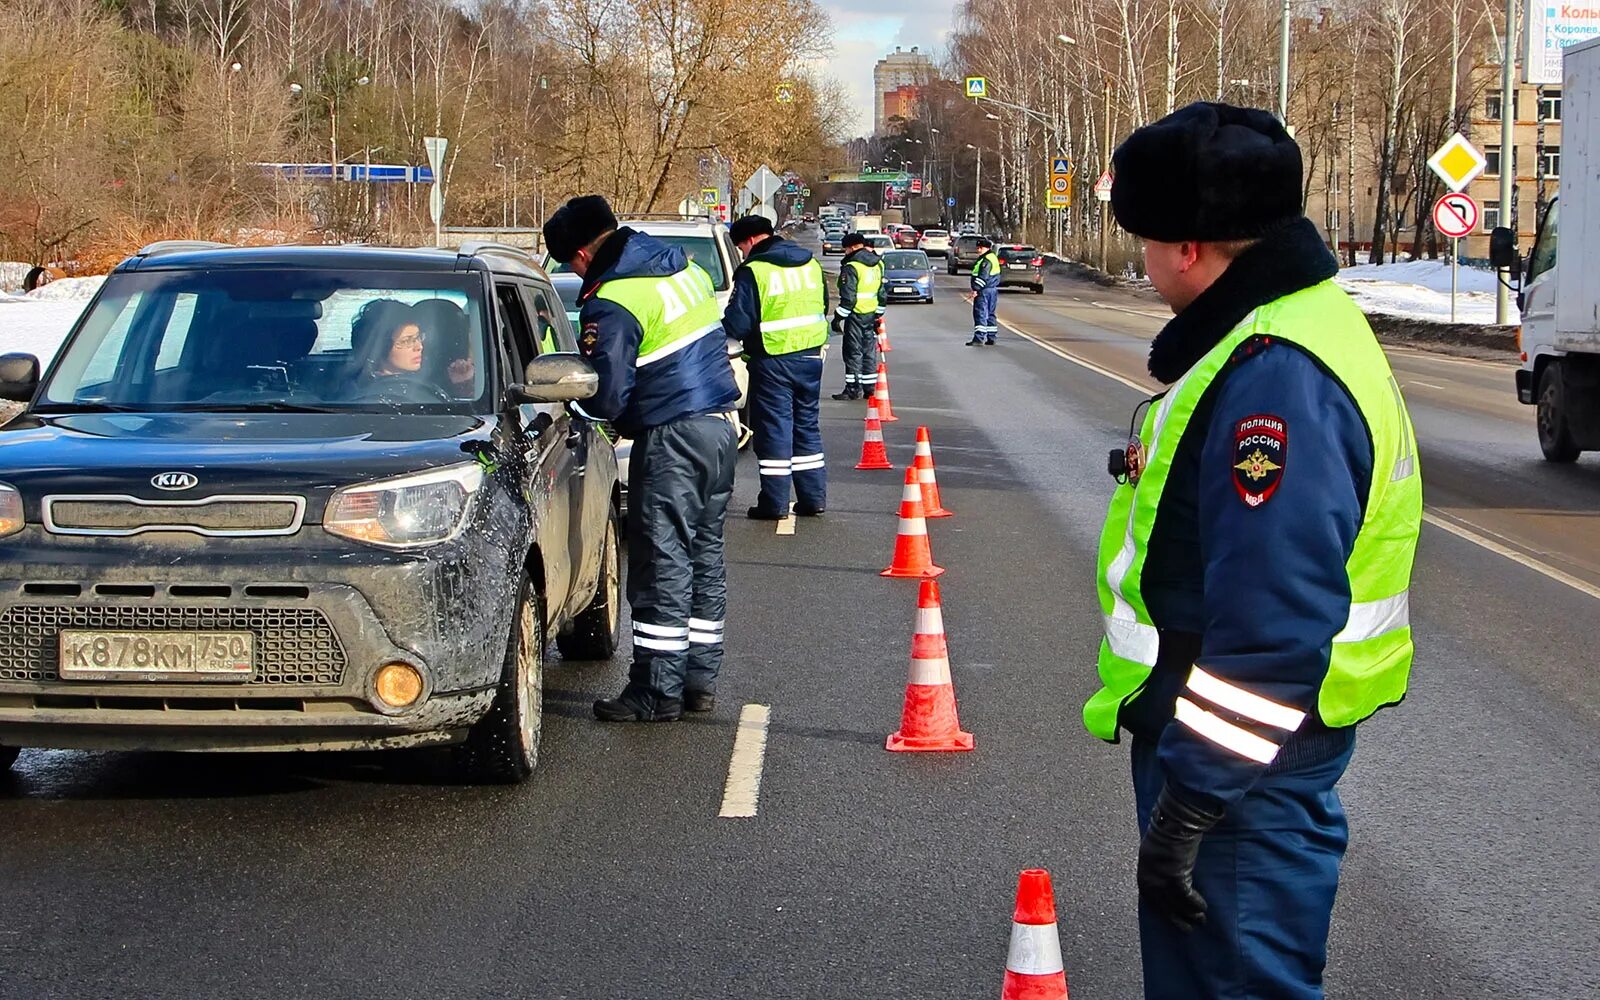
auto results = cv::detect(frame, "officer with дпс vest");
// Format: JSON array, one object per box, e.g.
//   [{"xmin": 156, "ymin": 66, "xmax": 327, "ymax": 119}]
[
  {"xmin": 543, "ymin": 195, "xmax": 741, "ymax": 723},
  {"xmin": 966, "ymin": 237, "xmax": 1001, "ymax": 345},
  {"xmin": 723, "ymin": 215, "xmax": 829, "ymax": 519},
  {"xmin": 1084, "ymin": 104, "xmax": 1422, "ymax": 998},
  {"xmin": 829, "ymin": 232, "xmax": 883, "ymax": 400}
]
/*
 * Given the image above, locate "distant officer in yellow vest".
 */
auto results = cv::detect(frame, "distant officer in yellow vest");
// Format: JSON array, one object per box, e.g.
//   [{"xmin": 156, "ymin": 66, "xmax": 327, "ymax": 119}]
[
  {"xmin": 829, "ymin": 232, "xmax": 882, "ymax": 399},
  {"xmin": 723, "ymin": 215, "xmax": 829, "ymax": 519},
  {"xmin": 1085, "ymin": 104, "xmax": 1421, "ymax": 998},
  {"xmin": 544, "ymin": 196, "xmax": 741, "ymax": 722}
]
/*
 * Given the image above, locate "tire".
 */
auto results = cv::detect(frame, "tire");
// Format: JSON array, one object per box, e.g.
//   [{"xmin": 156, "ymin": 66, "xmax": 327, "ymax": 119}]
[
  {"xmin": 0, "ymin": 745, "xmax": 18, "ymax": 771},
  {"xmin": 1537, "ymin": 365, "xmax": 1582, "ymax": 463},
  {"xmin": 457, "ymin": 573, "xmax": 545, "ymax": 784},
  {"xmin": 1032, "ymin": 283, "xmax": 1045, "ymax": 294},
  {"xmin": 557, "ymin": 509, "xmax": 622, "ymax": 661}
]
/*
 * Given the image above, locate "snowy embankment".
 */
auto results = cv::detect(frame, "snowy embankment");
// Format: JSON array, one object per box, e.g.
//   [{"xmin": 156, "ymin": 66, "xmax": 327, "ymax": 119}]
[
  {"xmin": 0, "ymin": 268, "xmax": 103, "ymax": 365},
  {"xmin": 1333, "ymin": 259, "xmax": 1510, "ymax": 326}
]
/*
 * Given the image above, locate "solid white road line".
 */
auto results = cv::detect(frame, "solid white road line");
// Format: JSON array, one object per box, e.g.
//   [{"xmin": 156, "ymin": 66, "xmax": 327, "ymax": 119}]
[
  {"xmin": 998, "ymin": 313, "xmax": 1600, "ymax": 604},
  {"xmin": 718, "ymin": 703, "xmax": 772, "ymax": 818},
  {"xmin": 1422, "ymin": 511, "xmax": 1600, "ymax": 602}
]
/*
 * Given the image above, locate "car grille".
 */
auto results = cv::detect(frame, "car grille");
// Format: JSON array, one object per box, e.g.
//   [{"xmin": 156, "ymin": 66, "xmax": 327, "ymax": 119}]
[
  {"xmin": 0, "ymin": 604, "xmax": 346, "ymax": 686},
  {"xmin": 43, "ymin": 496, "xmax": 305, "ymax": 537}
]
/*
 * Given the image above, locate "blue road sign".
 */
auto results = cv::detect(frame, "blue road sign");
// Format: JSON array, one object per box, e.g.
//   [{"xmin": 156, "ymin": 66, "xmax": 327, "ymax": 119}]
[
  {"xmin": 946, "ymin": 197, "xmax": 957, "ymax": 207},
  {"xmin": 1052, "ymin": 157, "xmax": 1071, "ymax": 174}
]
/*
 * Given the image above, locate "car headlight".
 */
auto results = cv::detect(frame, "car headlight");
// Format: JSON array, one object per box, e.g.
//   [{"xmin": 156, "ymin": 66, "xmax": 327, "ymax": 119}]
[
  {"xmin": 324, "ymin": 462, "xmax": 484, "ymax": 549},
  {"xmin": 917, "ymin": 275, "xmax": 932, "ymax": 285},
  {"xmin": 0, "ymin": 483, "xmax": 23, "ymax": 537}
]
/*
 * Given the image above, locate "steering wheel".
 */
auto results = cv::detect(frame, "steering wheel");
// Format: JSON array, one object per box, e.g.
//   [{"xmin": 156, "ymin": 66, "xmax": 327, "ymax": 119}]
[{"xmin": 353, "ymin": 375, "xmax": 452, "ymax": 404}]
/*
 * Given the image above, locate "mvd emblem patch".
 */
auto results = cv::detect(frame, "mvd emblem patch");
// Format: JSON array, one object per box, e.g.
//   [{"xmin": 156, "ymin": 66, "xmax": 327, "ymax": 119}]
[{"xmin": 1232, "ymin": 414, "xmax": 1286, "ymax": 507}]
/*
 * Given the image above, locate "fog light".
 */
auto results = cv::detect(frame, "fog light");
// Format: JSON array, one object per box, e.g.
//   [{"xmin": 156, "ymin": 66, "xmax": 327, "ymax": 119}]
[{"xmin": 374, "ymin": 662, "xmax": 424, "ymax": 708}]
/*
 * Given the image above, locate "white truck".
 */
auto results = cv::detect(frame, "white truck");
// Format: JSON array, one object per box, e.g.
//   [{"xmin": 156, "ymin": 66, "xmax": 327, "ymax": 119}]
[
  {"xmin": 852, "ymin": 214, "xmax": 883, "ymax": 235},
  {"xmin": 1504, "ymin": 36, "xmax": 1600, "ymax": 461}
]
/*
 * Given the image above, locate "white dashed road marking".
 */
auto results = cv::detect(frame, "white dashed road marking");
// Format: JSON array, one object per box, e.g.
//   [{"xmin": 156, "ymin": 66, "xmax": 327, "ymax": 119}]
[{"xmin": 718, "ymin": 704, "xmax": 772, "ymax": 818}]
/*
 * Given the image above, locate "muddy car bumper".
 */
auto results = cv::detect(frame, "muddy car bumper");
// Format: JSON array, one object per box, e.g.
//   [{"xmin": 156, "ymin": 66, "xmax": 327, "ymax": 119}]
[{"xmin": 0, "ymin": 529, "xmax": 519, "ymax": 752}]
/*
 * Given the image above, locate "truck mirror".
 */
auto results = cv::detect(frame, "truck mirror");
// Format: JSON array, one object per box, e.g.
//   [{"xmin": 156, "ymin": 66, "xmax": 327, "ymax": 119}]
[{"xmin": 1489, "ymin": 226, "xmax": 1519, "ymax": 272}]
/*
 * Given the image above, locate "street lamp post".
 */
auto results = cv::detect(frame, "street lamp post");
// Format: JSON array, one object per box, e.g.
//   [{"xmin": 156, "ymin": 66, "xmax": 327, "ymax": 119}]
[{"xmin": 966, "ymin": 143, "xmax": 981, "ymax": 231}]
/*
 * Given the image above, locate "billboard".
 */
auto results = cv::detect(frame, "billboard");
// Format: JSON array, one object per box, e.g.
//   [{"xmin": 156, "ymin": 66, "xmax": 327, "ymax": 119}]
[{"xmin": 1524, "ymin": 1, "xmax": 1600, "ymax": 84}]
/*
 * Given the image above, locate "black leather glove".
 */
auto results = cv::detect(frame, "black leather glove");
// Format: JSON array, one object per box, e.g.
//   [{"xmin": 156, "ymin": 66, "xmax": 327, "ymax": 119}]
[
  {"xmin": 830, "ymin": 316, "xmax": 844, "ymax": 334},
  {"xmin": 1137, "ymin": 783, "xmax": 1225, "ymax": 932}
]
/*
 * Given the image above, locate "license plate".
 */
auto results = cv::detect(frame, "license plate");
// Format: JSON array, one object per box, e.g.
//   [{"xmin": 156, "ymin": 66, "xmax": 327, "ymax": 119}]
[
  {"xmin": 895, "ymin": 286, "xmax": 916, "ymax": 294},
  {"xmin": 1008, "ymin": 263, "xmax": 1030, "ymax": 269},
  {"xmin": 58, "ymin": 630, "xmax": 255, "ymax": 681}
]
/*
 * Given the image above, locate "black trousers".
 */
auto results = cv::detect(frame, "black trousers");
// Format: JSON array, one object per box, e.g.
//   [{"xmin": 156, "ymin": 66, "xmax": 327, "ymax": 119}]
[
  {"xmin": 750, "ymin": 352, "xmax": 826, "ymax": 514},
  {"xmin": 840, "ymin": 313, "xmax": 880, "ymax": 392},
  {"xmin": 623, "ymin": 412, "xmax": 739, "ymax": 712}
]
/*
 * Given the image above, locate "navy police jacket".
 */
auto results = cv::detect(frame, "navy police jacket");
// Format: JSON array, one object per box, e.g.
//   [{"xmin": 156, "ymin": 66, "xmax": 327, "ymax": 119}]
[
  {"xmin": 723, "ymin": 235, "xmax": 831, "ymax": 360},
  {"xmin": 576, "ymin": 228, "xmax": 740, "ymax": 438},
  {"xmin": 1128, "ymin": 221, "xmax": 1374, "ymax": 811}
]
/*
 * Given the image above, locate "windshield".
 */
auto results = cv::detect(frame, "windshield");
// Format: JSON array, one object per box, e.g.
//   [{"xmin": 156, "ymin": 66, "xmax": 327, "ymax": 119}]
[
  {"xmin": 923, "ymin": 230, "xmax": 948, "ymax": 239},
  {"xmin": 39, "ymin": 268, "xmax": 491, "ymax": 413},
  {"xmin": 1529, "ymin": 198, "xmax": 1559, "ymax": 283},
  {"xmin": 882, "ymin": 251, "xmax": 930, "ymax": 270}
]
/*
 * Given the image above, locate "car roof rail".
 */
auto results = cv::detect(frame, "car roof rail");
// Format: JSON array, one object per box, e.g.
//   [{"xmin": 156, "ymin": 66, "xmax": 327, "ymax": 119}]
[
  {"xmin": 457, "ymin": 241, "xmax": 539, "ymax": 263},
  {"xmin": 135, "ymin": 239, "xmax": 237, "ymax": 257},
  {"xmin": 622, "ymin": 213, "xmax": 712, "ymax": 221}
]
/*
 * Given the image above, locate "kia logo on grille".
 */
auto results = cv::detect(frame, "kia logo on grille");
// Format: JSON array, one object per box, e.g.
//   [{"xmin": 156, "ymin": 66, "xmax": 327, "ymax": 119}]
[{"xmin": 151, "ymin": 472, "xmax": 199, "ymax": 491}]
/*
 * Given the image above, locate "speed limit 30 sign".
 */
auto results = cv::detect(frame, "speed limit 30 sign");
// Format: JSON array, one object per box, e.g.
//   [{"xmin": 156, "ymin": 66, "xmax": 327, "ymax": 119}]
[{"xmin": 1432, "ymin": 192, "xmax": 1479, "ymax": 239}]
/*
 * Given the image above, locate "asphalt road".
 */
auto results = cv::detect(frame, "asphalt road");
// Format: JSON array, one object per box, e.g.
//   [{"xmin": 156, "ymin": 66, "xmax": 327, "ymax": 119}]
[{"xmin": 3, "ymin": 233, "xmax": 1597, "ymax": 999}]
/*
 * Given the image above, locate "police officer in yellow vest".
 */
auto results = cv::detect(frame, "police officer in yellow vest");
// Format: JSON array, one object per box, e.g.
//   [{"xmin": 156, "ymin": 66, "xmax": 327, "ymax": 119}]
[
  {"xmin": 544, "ymin": 196, "xmax": 741, "ymax": 722},
  {"xmin": 1087, "ymin": 105, "xmax": 1421, "ymax": 998},
  {"xmin": 723, "ymin": 215, "xmax": 829, "ymax": 519},
  {"xmin": 829, "ymin": 232, "xmax": 883, "ymax": 400}
]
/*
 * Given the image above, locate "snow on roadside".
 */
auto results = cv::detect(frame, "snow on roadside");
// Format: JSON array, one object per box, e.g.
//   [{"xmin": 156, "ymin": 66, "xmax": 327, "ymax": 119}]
[
  {"xmin": 1334, "ymin": 259, "xmax": 1509, "ymax": 326},
  {"xmin": 0, "ymin": 297, "xmax": 89, "ymax": 365},
  {"xmin": 24, "ymin": 275, "xmax": 104, "ymax": 302},
  {"xmin": 0, "ymin": 262, "xmax": 32, "ymax": 294}
]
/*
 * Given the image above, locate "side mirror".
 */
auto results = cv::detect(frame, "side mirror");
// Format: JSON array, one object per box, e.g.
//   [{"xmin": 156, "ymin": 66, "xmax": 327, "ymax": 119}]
[
  {"xmin": 1489, "ymin": 226, "xmax": 1520, "ymax": 273},
  {"xmin": 0, "ymin": 353, "xmax": 40, "ymax": 403},
  {"xmin": 510, "ymin": 353, "xmax": 598, "ymax": 404}
]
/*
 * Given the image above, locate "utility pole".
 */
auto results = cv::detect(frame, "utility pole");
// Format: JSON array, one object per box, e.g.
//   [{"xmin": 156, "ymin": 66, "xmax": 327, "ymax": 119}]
[
  {"xmin": 1100, "ymin": 81, "xmax": 1112, "ymax": 273},
  {"xmin": 1277, "ymin": 0, "xmax": 1292, "ymax": 123},
  {"xmin": 974, "ymin": 147, "xmax": 983, "ymax": 230},
  {"xmin": 1496, "ymin": 0, "xmax": 1516, "ymax": 323}
]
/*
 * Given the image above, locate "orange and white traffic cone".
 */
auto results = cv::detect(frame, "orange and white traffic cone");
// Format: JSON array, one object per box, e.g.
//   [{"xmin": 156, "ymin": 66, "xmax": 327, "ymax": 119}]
[
  {"xmin": 855, "ymin": 402, "xmax": 894, "ymax": 471},
  {"xmin": 886, "ymin": 579, "xmax": 973, "ymax": 752},
  {"xmin": 877, "ymin": 315, "xmax": 893, "ymax": 352},
  {"xmin": 882, "ymin": 467, "xmax": 944, "ymax": 579},
  {"xmin": 872, "ymin": 361, "xmax": 898, "ymax": 422},
  {"xmin": 913, "ymin": 426, "xmax": 952, "ymax": 518},
  {"xmin": 1000, "ymin": 870, "xmax": 1070, "ymax": 1000}
]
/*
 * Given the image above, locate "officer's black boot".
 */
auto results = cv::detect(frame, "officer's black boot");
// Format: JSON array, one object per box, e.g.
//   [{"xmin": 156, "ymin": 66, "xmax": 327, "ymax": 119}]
[
  {"xmin": 684, "ymin": 690, "xmax": 716, "ymax": 713},
  {"xmin": 831, "ymin": 386, "xmax": 862, "ymax": 400},
  {"xmin": 593, "ymin": 691, "xmax": 682, "ymax": 723}
]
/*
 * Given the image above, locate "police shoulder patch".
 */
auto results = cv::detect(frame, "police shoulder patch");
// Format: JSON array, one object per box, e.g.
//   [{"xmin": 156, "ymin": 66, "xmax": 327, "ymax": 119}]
[
  {"xmin": 1232, "ymin": 413, "xmax": 1287, "ymax": 507},
  {"xmin": 580, "ymin": 322, "xmax": 600, "ymax": 353}
]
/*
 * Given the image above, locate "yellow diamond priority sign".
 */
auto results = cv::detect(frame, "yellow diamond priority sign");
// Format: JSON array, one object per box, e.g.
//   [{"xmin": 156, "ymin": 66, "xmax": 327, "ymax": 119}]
[{"xmin": 1427, "ymin": 133, "xmax": 1487, "ymax": 193}]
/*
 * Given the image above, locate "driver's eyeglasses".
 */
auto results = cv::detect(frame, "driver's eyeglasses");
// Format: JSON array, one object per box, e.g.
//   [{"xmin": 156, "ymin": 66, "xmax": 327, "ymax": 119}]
[{"xmin": 394, "ymin": 334, "xmax": 425, "ymax": 349}]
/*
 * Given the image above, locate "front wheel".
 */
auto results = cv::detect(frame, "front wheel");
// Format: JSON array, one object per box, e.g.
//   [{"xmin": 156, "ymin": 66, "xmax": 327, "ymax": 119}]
[
  {"xmin": 557, "ymin": 510, "xmax": 622, "ymax": 661},
  {"xmin": 457, "ymin": 573, "xmax": 545, "ymax": 783},
  {"xmin": 1537, "ymin": 366, "xmax": 1582, "ymax": 463}
]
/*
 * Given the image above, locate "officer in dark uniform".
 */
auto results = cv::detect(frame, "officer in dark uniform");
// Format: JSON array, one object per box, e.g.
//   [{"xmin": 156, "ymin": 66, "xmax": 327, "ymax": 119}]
[
  {"xmin": 966, "ymin": 237, "xmax": 1001, "ymax": 345},
  {"xmin": 1083, "ymin": 105, "xmax": 1422, "ymax": 998},
  {"xmin": 543, "ymin": 196, "xmax": 741, "ymax": 721},
  {"xmin": 722, "ymin": 215, "xmax": 829, "ymax": 519},
  {"xmin": 829, "ymin": 232, "xmax": 882, "ymax": 400}
]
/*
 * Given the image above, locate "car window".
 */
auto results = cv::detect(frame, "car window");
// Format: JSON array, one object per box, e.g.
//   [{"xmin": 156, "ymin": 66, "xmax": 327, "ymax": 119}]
[
  {"xmin": 882, "ymin": 251, "xmax": 930, "ymax": 269},
  {"xmin": 496, "ymin": 283, "xmax": 538, "ymax": 373},
  {"xmin": 552, "ymin": 279, "xmax": 583, "ymax": 326},
  {"xmin": 650, "ymin": 235, "xmax": 729, "ymax": 291},
  {"xmin": 924, "ymin": 230, "xmax": 948, "ymax": 238},
  {"xmin": 40, "ymin": 268, "xmax": 490, "ymax": 411},
  {"xmin": 521, "ymin": 284, "xmax": 577, "ymax": 353},
  {"xmin": 1528, "ymin": 198, "xmax": 1559, "ymax": 283},
  {"xmin": 1000, "ymin": 246, "xmax": 1038, "ymax": 262}
]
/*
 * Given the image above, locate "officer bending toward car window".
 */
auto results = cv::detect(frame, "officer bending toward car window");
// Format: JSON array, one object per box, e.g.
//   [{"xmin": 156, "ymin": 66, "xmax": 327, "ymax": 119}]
[
  {"xmin": 543, "ymin": 195, "xmax": 741, "ymax": 722},
  {"xmin": 967, "ymin": 237, "xmax": 1001, "ymax": 346},
  {"xmin": 723, "ymin": 215, "xmax": 829, "ymax": 520},
  {"xmin": 830, "ymin": 232, "xmax": 883, "ymax": 400},
  {"xmin": 1083, "ymin": 103, "xmax": 1422, "ymax": 999}
]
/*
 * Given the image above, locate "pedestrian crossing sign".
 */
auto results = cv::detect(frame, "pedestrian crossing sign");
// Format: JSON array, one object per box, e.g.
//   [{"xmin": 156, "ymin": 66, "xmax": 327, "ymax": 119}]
[
  {"xmin": 965, "ymin": 77, "xmax": 988, "ymax": 99},
  {"xmin": 1052, "ymin": 156, "xmax": 1071, "ymax": 174}
]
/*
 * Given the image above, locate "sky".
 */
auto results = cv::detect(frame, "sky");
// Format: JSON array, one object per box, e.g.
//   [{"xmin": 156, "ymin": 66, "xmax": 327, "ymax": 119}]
[{"xmin": 815, "ymin": 0, "xmax": 962, "ymax": 136}]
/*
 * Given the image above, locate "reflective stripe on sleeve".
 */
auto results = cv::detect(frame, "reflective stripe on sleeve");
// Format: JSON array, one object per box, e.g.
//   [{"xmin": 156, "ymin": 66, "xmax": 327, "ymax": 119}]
[
  {"xmin": 1186, "ymin": 666, "xmax": 1307, "ymax": 732},
  {"xmin": 1174, "ymin": 697, "xmax": 1280, "ymax": 764}
]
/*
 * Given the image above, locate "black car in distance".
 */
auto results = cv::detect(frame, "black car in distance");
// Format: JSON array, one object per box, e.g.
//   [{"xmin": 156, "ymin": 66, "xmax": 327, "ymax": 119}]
[{"xmin": 0, "ymin": 241, "xmax": 621, "ymax": 783}]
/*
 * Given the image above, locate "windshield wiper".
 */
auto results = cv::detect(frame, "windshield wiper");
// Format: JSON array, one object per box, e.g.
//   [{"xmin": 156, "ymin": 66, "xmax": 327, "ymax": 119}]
[{"xmin": 173, "ymin": 403, "xmax": 343, "ymax": 413}]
